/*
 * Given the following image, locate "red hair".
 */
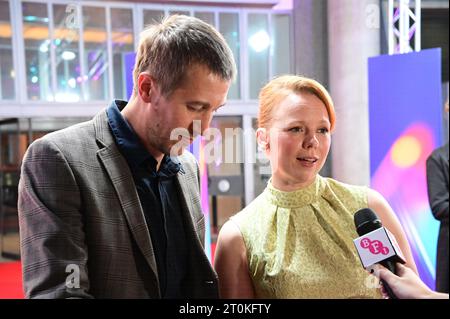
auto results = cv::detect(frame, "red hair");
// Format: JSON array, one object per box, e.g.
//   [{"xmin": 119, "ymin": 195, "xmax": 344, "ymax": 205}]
[{"xmin": 258, "ymin": 75, "xmax": 336, "ymax": 131}]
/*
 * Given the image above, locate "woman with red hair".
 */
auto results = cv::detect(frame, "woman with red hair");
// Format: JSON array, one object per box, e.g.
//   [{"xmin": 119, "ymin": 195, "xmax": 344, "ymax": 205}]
[{"xmin": 214, "ymin": 75, "xmax": 417, "ymax": 298}]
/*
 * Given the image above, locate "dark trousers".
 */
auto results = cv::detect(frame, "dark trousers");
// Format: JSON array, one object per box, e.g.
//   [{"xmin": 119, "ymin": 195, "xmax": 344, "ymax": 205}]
[{"xmin": 436, "ymin": 223, "xmax": 449, "ymax": 293}]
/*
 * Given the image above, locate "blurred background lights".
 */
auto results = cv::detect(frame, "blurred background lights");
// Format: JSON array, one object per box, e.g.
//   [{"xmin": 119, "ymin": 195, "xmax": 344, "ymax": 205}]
[
  {"xmin": 62, "ymin": 50, "xmax": 76, "ymax": 61},
  {"xmin": 39, "ymin": 40, "xmax": 50, "ymax": 53},
  {"xmin": 23, "ymin": 15, "xmax": 48, "ymax": 23},
  {"xmin": 249, "ymin": 30, "xmax": 270, "ymax": 53},
  {"xmin": 391, "ymin": 135, "xmax": 422, "ymax": 168},
  {"xmin": 67, "ymin": 78, "xmax": 76, "ymax": 88}
]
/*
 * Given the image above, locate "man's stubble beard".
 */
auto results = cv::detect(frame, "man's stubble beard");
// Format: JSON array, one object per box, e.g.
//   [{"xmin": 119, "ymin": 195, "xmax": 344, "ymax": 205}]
[
  {"xmin": 147, "ymin": 126, "xmax": 169, "ymax": 155},
  {"xmin": 147, "ymin": 126, "xmax": 187, "ymax": 157}
]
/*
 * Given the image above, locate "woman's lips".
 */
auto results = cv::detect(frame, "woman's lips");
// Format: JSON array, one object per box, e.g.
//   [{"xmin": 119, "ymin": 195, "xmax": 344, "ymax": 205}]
[{"xmin": 297, "ymin": 157, "xmax": 318, "ymax": 167}]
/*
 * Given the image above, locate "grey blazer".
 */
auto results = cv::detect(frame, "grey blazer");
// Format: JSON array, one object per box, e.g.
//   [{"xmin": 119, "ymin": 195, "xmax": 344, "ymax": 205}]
[{"xmin": 18, "ymin": 108, "xmax": 219, "ymax": 299}]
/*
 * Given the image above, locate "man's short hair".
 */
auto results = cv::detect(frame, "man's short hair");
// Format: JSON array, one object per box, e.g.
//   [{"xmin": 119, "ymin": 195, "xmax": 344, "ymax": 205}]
[{"xmin": 133, "ymin": 14, "xmax": 236, "ymax": 97}]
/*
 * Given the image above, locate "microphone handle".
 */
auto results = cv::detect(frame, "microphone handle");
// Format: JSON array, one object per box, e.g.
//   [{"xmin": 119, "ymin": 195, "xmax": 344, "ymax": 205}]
[
  {"xmin": 381, "ymin": 260, "xmax": 397, "ymax": 273},
  {"xmin": 379, "ymin": 260, "xmax": 398, "ymax": 299}
]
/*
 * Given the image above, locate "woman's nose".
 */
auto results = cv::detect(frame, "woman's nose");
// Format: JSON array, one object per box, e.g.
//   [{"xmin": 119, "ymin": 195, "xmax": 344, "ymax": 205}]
[{"xmin": 303, "ymin": 134, "xmax": 319, "ymax": 149}]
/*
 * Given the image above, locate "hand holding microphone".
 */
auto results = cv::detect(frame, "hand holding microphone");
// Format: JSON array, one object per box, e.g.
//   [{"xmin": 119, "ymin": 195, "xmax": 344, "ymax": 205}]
[
  {"xmin": 353, "ymin": 208, "xmax": 406, "ymax": 299},
  {"xmin": 372, "ymin": 263, "xmax": 449, "ymax": 299}
]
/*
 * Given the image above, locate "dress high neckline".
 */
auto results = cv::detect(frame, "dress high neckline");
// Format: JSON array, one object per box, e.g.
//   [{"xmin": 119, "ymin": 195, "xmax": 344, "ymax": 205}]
[{"xmin": 265, "ymin": 175, "xmax": 324, "ymax": 208}]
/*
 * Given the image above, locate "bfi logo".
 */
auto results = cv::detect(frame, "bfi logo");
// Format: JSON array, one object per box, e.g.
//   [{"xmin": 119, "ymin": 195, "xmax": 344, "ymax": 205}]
[
  {"xmin": 353, "ymin": 227, "xmax": 405, "ymax": 269},
  {"xmin": 360, "ymin": 238, "xmax": 390, "ymax": 255}
]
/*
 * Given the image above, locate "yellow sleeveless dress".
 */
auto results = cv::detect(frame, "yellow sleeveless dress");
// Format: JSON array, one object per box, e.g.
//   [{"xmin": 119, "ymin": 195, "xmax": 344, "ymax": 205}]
[{"xmin": 230, "ymin": 175, "xmax": 382, "ymax": 299}]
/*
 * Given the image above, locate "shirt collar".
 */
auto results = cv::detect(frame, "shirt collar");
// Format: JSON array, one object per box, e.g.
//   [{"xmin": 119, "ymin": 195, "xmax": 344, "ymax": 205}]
[{"xmin": 106, "ymin": 100, "xmax": 183, "ymax": 177}]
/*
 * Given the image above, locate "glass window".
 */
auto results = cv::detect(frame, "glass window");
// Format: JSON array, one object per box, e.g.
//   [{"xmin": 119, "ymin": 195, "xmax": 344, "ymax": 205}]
[
  {"xmin": 0, "ymin": 1, "xmax": 15, "ymax": 100},
  {"xmin": 111, "ymin": 8, "xmax": 134, "ymax": 100},
  {"xmin": 272, "ymin": 14, "xmax": 291, "ymax": 76},
  {"xmin": 169, "ymin": 10, "xmax": 190, "ymax": 16},
  {"xmin": 82, "ymin": 6, "xmax": 108, "ymax": 101},
  {"xmin": 22, "ymin": 2, "xmax": 52, "ymax": 101},
  {"xmin": 143, "ymin": 10, "xmax": 165, "ymax": 28},
  {"xmin": 194, "ymin": 11, "xmax": 214, "ymax": 26},
  {"xmin": 0, "ymin": 119, "xmax": 25, "ymax": 260},
  {"xmin": 219, "ymin": 13, "xmax": 240, "ymax": 100},
  {"xmin": 207, "ymin": 116, "xmax": 244, "ymax": 177},
  {"xmin": 248, "ymin": 13, "xmax": 269, "ymax": 100},
  {"xmin": 53, "ymin": 4, "xmax": 81, "ymax": 102},
  {"xmin": 206, "ymin": 116, "xmax": 244, "ymax": 238}
]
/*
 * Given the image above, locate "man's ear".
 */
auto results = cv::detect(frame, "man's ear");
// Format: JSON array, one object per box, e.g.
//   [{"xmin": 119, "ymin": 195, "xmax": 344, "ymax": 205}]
[
  {"xmin": 137, "ymin": 72, "xmax": 153, "ymax": 103},
  {"xmin": 256, "ymin": 127, "xmax": 269, "ymax": 152}
]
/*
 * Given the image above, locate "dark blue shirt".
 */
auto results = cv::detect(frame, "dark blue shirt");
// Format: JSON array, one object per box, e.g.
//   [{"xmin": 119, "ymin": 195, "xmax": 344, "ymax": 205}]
[{"xmin": 106, "ymin": 100, "xmax": 189, "ymax": 298}]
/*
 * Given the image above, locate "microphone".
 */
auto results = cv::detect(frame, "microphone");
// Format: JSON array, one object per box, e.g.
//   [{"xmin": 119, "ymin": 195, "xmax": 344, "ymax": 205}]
[{"xmin": 353, "ymin": 208, "xmax": 406, "ymax": 299}]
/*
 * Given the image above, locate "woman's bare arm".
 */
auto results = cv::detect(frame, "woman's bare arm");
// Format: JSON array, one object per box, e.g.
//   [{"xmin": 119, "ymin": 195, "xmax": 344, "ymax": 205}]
[{"xmin": 214, "ymin": 221, "xmax": 256, "ymax": 298}]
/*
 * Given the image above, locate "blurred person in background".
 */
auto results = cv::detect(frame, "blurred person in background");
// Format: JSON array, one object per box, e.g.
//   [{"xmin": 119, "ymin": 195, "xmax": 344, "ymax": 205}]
[{"xmin": 426, "ymin": 101, "xmax": 449, "ymax": 293}]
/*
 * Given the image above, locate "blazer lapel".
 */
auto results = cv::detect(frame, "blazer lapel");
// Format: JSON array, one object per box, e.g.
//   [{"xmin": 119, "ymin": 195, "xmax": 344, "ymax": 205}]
[
  {"xmin": 176, "ymin": 171, "xmax": 213, "ymax": 266},
  {"xmin": 94, "ymin": 110, "xmax": 160, "ymax": 294},
  {"xmin": 176, "ymin": 173, "xmax": 202, "ymax": 244},
  {"xmin": 176, "ymin": 170, "xmax": 219, "ymax": 295}
]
